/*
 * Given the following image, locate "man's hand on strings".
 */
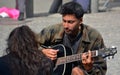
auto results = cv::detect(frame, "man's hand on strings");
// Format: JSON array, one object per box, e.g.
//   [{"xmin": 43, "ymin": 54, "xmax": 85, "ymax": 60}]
[{"xmin": 82, "ymin": 50, "xmax": 94, "ymax": 71}]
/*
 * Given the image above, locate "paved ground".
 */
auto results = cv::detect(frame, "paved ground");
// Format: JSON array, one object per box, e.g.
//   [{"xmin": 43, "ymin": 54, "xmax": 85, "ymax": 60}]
[{"xmin": 0, "ymin": 0, "xmax": 120, "ymax": 75}]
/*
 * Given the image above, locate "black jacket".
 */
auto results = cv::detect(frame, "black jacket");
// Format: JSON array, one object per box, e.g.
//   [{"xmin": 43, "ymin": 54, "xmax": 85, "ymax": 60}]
[{"xmin": 0, "ymin": 54, "xmax": 53, "ymax": 75}]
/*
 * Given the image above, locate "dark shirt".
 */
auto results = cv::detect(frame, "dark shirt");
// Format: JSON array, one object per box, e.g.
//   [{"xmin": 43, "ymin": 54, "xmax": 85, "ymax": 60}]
[
  {"xmin": 63, "ymin": 32, "xmax": 82, "ymax": 54},
  {"xmin": 0, "ymin": 54, "xmax": 12, "ymax": 75},
  {"xmin": 0, "ymin": 54, "xmax": 53, "ymax": 75}
]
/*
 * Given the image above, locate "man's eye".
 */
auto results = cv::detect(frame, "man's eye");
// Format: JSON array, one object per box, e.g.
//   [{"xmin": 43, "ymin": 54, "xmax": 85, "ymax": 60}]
[
  {"xmin": 63, "ymin": 19, "xmax": 66, "ymax": 22},
  {"xmin": 68, "ymin": 21, "xmax": 75, "ymax": 24},
  {"xmin": 63, "ymin": 19, "xmax": 75, "ymax": 24}
]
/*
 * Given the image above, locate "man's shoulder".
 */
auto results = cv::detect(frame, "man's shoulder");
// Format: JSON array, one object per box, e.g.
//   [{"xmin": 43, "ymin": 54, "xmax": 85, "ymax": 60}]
[
  {"xmin": 83, "ymin": 24, "xmax": 102, "ymax": 38},
  {"xmin": 83, "ymin": 24, "xmax": 100, "ymax": 34}
]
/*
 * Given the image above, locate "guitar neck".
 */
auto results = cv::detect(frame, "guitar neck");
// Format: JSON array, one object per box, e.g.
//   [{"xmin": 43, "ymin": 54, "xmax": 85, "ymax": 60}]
[{"xmin": 56, "ymin": 50, "xmax": 98, "ymax": 66}]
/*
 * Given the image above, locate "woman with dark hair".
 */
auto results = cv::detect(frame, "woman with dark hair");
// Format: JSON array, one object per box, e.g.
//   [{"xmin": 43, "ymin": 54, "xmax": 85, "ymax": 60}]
[{"xmin": 0, "ymin": 25, "xmax": 53, "ymax": 75}]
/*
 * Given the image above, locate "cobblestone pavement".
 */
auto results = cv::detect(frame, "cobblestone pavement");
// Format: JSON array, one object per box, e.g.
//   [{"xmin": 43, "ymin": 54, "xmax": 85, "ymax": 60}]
[{"xmin": 0, "ymin": 0, "xmax": 120, "ymax": 75}]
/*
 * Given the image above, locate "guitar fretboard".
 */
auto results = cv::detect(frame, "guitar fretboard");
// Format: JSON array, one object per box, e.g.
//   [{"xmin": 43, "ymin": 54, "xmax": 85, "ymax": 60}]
[{"xmin": 56, "ymin": 50, "xmax": 98, "ymax": 66}]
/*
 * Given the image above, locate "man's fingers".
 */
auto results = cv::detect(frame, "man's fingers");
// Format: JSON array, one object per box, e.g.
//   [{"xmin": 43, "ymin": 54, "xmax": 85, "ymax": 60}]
[{"xmin": 82, "ymin": 50, "xmax": 93, "ymax": 64}]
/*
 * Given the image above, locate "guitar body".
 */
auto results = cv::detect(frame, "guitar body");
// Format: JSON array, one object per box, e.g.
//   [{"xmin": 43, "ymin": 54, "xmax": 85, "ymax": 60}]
[
  {"xmin": 52, "ymin": 44, "xmax": 72, "ymax": 75},
  {"xmin": 49, "ymin": 44, "xmax": 117, "ymax": 75}
]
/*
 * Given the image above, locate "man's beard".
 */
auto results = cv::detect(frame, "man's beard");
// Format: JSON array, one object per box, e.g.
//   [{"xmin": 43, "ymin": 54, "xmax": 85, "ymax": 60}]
[
  {"xmin": 65, "ymin": 28, "xmax": 80, "ymax": 38},
  {"xmin": 64, "ymin": 28, "xmax": 72, "ymax": 35}
]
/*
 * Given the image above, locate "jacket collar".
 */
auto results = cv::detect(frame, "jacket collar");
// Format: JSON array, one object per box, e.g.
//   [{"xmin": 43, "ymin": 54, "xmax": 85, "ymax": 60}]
[{"xmin": 80, "ymin": 24, "xmax": 90, "ymax": 44}]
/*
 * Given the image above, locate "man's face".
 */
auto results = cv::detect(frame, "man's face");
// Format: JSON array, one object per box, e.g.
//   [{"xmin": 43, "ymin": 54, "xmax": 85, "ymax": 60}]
[{"xmin": 62, "ymin": 14, "xmax": 82, "ymax": 35}]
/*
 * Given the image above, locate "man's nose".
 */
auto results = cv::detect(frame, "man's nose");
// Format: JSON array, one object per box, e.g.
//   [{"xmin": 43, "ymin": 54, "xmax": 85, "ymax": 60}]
[{"xmin": 64, "ymin": 22, "xmax": 69, "ymax": 28}]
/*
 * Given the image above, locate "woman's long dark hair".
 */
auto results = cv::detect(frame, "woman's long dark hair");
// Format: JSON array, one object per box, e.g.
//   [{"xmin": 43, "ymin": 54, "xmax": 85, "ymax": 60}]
[{"xmin": 6, "ymin": 25, "xmax": 52, "ymax": 75}]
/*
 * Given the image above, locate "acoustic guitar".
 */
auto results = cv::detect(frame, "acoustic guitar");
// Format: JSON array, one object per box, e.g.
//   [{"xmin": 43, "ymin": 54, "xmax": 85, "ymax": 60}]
[{"xmin": 44, "ymin": 44, "xmax": 117, "ymax": 75}]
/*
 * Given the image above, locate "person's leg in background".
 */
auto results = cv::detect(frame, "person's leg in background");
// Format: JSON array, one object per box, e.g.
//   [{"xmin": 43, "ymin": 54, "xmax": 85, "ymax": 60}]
[
  {"xmin": 16, "ymin": 0, "xmax": 25, "ymax": 20},
  {"xmin": 73, "ymin": 0, "xmax": 90, "ymax": 13},
  {"xmin": 49, "ymin": 0, "xmax": 62, "ymax": 14},
  {"xmin": 25, "ymin": 0, "xmax": 33, "ymax": 18}
]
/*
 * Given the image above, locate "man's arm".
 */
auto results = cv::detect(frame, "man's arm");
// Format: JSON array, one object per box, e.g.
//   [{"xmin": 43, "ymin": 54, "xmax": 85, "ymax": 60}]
[{"xmin": 86, "ymin": 34, "xmax": 107, "ymax": 75}]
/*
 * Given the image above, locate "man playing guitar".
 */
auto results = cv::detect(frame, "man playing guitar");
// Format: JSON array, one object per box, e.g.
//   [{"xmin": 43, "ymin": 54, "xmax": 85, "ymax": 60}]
[{"xmin": 38, "ymin": 1, "xmax": 107, "ymax": 75}]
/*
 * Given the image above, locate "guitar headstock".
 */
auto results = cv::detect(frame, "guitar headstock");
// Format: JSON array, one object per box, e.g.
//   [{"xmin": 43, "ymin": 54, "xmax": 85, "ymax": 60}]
[{"xmin": 98, "ymin": 46, "xmax": 117, "ymax": 59}]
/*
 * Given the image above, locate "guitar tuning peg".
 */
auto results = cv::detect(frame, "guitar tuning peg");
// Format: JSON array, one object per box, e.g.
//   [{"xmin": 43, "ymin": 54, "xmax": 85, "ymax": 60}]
[
  {"xmin": 108, "ymin": 56, "xmax": 110, "ymax": 59},
  {"xmin": 112, "ymin": 56, "xmax": 114, "ymax": 59},
  {"xmin": 111, "ymin": 46, "xmax": 117, "ymax": 49}
]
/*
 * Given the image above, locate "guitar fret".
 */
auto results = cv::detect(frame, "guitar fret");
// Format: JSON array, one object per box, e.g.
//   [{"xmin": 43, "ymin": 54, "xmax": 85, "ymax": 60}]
[
  {"xmin": 56, "ymin": 54, "xmax": 82, "ymax": 66},
  {"xmin": 56, "ymin": 57, "xmax": 66, "ymax": 65},
  {"xmin": 91, "ymin": 51, "xmax": 97, "ymax": 57},
  {"xmin": 67, "ymin": 54, "xmax": 78, "ymax": 62}
]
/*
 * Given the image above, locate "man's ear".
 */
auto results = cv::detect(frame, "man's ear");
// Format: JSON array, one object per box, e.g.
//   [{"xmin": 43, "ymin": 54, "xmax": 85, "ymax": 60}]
[{"xmin": 79, "ymin": 17, "xmax": 83, "ymax": 24}]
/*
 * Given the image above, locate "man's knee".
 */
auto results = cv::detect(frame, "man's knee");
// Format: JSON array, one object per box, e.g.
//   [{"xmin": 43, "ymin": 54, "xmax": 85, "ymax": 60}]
[{"xmin": 72, "ymin": 67, "xmax": 84, "ymax": 75}]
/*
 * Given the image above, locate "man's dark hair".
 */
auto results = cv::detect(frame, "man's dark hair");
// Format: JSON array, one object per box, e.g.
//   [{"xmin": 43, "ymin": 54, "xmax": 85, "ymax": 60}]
[{"xmin": 60, "ymin": 1, "xmax": 84, "ymax": 19}]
